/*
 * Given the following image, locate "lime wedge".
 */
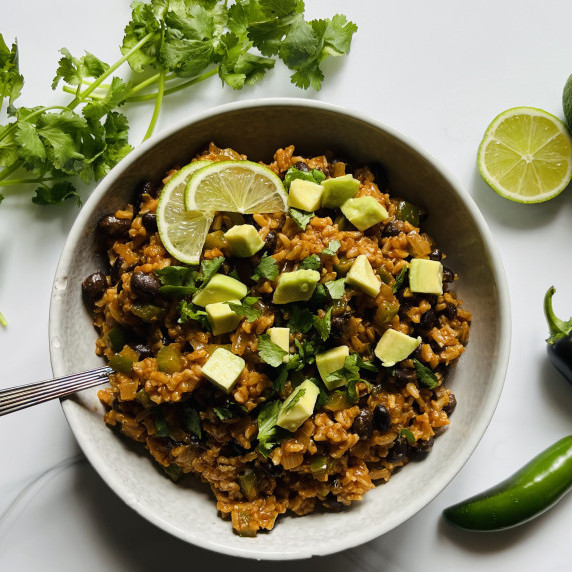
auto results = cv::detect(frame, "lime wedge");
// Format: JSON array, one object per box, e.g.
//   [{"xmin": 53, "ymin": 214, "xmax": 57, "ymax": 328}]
[
  {"xmin": 477, "ymin": 107, "xmax": 572, "ymax": 203},
  {"xmin": 184, "ymin": 160, "xmax": 288, "ymax": 214},
  {"xmin": 156, "ymin": 160, "xmax": 214, "ymax": 264}
]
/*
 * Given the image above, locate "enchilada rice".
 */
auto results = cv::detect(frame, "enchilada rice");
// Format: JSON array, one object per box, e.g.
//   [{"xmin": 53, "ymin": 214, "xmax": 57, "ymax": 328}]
[{"xmin": 82, "ymin": 143, "xmax": 471, "ymax": 536}]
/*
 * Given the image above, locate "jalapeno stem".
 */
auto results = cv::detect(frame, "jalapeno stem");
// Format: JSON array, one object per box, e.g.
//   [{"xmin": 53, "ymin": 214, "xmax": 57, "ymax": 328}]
[{"xmin": 544, "ymin": 286, "xmax": 572, "ymax": 344}]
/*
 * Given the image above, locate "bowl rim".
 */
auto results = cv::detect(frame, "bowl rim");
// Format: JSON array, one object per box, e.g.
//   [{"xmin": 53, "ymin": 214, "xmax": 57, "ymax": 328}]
[{"xmin": 49, "ymin": 97, "xmax": 511, "ymax": 560}]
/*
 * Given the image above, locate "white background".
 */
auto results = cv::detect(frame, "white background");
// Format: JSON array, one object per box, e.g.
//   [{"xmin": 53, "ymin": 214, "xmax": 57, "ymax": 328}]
[{"xmin": 2, "ymin": 1, "xmax": 572, "ymax": 570}]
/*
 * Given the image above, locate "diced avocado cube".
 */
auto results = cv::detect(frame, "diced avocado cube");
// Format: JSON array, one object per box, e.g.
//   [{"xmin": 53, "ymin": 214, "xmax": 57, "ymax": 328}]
[
  {"xmin": 374, "ymin": 329, "xmax": 421, "ymax": 367},
  {"xmin": 341, "ymin": 196, "xmax": 389, "ymax": 231},
  {"xmin": 346, "ymin": 255, "xmax": 381, "ymax": 297},
  {"xmin": 272, "ymin": 269, "xmax": 320, "ymax": 304},
  {"xmin": 192, "ymin": 274, "xmax": 247, "ymax": 307},
  {"xmin": 206, "ymin": 300, "xmax": 242, "ymax": 336},
  {"xmin": 201, "ymin": 347, "xmax": 245, "ymax": 393},
  {"xmin": 320, "ymin": 174, "xmax": 360, "ymax": 208},
  {"xmin": 277, "ymin": 379, "xmax": 320, "ymax": 432},
  {"xmin": 224, "ymin": 224, "xmax": 264, "ymax": 257},
  {"xmin": 268, "ymin": 327, "xmax": 290, "ymax": 362},
  {"xmin": 409, "ymin": 259, "xmax": 443, "ymax": 295},
  {"xmin": 287, "ymin": 179, "xmax": 324, "ymax": 212},
  {"xmin": 316, "ymin": 345, "xmax": 350, "ymax": 390}
]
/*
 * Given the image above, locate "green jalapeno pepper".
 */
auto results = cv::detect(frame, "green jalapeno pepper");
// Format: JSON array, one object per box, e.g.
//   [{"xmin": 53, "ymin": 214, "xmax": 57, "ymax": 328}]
[{"xmin": 443, "ymin": 435, "xmax": 572, "ymax": 531}]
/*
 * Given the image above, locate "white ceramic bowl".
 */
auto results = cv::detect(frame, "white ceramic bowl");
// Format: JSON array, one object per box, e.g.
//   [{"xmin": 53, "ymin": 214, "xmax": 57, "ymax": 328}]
[{"xmin": 49, "ymin": 98, "xmax": 510, "ymax": 560}]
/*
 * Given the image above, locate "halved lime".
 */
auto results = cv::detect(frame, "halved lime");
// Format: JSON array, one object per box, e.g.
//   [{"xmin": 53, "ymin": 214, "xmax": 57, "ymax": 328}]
[
  {"xmin": 477, "ymin": 107, "xmax": 572, "ymax": 203},
  {"xmin": 184, "ymin": 160, "xmax": 288, "ymax": 214},
  {"xmin": 156, "ymin": 160, "xmax": 213, "ymax": 264}
]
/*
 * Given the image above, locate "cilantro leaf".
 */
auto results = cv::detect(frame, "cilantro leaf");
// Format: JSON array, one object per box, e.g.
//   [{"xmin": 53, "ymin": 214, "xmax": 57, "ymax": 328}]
[
  {"xmin": 182, "ymin": 405, "xmax": 202, "ymax": 438},
  {"xmin": 155, "ymin": 265, "xmax": 197, "ymax": 297},
  {"xmin": 300, "ymin": 254, "xmax": 320, "ymax": 270},
  {"xmin": 0, "ymin": 35, "xmax": 24, "ymax": 110},
  {"xmin": 413, "ymin": 359, "xmax": 439, "ymax": 389},
  {"xmin": 289, "ymin": 207, "xmax": 313, "ymax": 230},
  {"xmin": 52, "ymin": 48, "xmax": 109, "ymax": 90},
  {"xmin": 312, "ymin": 307, "xmax": 332, "ymax": 341},
  {"xmin": 256, "ymin": 400, "xmax": 285, "ymax": 456},
  {"xmin": 284, "ymin": 165, "xmax": 325, "ymax": 189},
  {"xmin": 273, "ymin": 364, "xmax": 288, "ymax": 392},
  {"xmin": 251, "ymin": 252, "xmax": 279, "ymax": 281},
  {"xmin": 213, "ymin": 406, "xmax": 234, "ymax": 421},
  {"xmin": 282, "ymin": 387, "xmax": 305, "ymax": 414},
  {"xmin": 325, "ymin": 278, "xmax": 345, "ymax": 300},
  {"xmin": 322, "ymin": 239, "xmax": 340, "ymax": 256},
  {"xmin": 309, "ymin": 282, "xmax": 328, "ymax": 305},
  {"xmin": 292, "ymin": 337, "xmax": 319, "ymax": 367},
  {"xmin": 200, "ymin": 256, "xmax": 224, "ymax": 284},
  {"xmin": 178, "ymin": 300, "xmax": 210, "ymax": 329},
  {"xmin": 32, "ymin": 182, "xmax": 80, "ymax": 206},
  {"xmin": 392, "ymin": 266, "xmax": 408, "ymax": 293},
  {"xmin": 287, "ymin": 305, "xmax": 313, "ymax": 333},
  {"xmin": 258, "ymin": 333, "xmax": 288, "ymax": 367},
  {"xmin": 228, "ymin": 300, "xmax": 262, "ymax": 322},
  {"xmin": 355, "ymin": 354, "xmax": 379, "ymax": 373}
]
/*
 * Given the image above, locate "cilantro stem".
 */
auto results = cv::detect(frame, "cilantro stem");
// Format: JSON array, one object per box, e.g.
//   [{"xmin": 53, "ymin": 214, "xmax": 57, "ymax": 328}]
[
  {"xmin": 68, "ymin": 31, "xmax": 157, "ymax": 109},
  {"xmin": 142, "ymin": 70, "xmax": 165, "ymax": 141},
  {"xmin": 0, "ymin": 311, "xmax": 7, "ymax": 328},
  {"xmin": 127, "ymin": 72, "xmax": 177, "ymax": 96},
  {"xmin": 0, "ymin": 176, "xmax": 66, "ymax": 186},
  {"xmin": 0, "ymin": 160, "xmax": 23, "ymax": 183},
  {"xmin": 126, "ymin": 68, "xmax": 218, "ymax": 102},
  {"xmin": 0, "ymin": 105, "xmax": 69, "ymax": 145}
]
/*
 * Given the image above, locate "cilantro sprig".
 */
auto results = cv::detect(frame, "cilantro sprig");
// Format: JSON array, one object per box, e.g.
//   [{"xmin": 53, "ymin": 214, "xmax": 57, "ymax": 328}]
[{"xmin": 0, "ymin": 3, "xmax": 357, "ymax": 206}]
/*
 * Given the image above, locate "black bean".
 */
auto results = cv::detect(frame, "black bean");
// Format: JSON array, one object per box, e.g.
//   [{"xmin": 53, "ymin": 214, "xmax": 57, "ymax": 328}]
[
  {"xmin": 411, "ymin": 345, "xmax": 423, "ymax": 360},
  {"xmin": 110, "ymin": 256, "xmax": 124, "ymax": 285},
  {"xmin": 428, "ymin": 248, "xmax": 442, "ymax": 261},
  {"xmin": 415, "ymin": 437, "xmax": 434, "ymax": 454},
  {"xmin": 387, "ymin": 435, "xmax": 409, "ymax": 462},
  {"xmin": 82, "ymin": 271, "xmax": 107, "ymax": 302},
  {"xmin": 141, "ymin": 213, "xmax": 158, "ymax": 233},
  {"xmin": 97, "ymin": 214, "xmax": 131, "ymax": 238},
  {"xmin": 381, "ymin": 220, "xmax": 401, "ymax": 237},
  {"xmin": 351, "ymin": 409, "xmax": 373, "ymax": 440},
  {"xmin": 292, "ymin": 161, "xmax": 310, "ymax": 172},
  {"xmin": 394, "ymin": 368, "xmax": 417, "ymax": 387},
  {"xmin": 260, "ymin": 461, "xmax": 283, "ymax": 478},
  {"xmin": 264, "ymin": 231, "xmax": 277, "ymax": 253},
  {"xmin": 323, "ymin": 494, "xmax": 346, "ymax": 511},
  {"xmin": 420, "ymin": 309, "xmax": 438, "ymax": 330},
  {"xmin": 132, "ymin": 343, "xmax": 153, "ymax": 360},
  {"xmin": 442, "ymin": 267, "xmax": 455, "ymax": 283},
  {"xmin": 442, "ymin": 302, "xmax": 457, "ymax": 320},
  {"xmin": 443, "ymin": 393, "xmax": 457, "ymax": 415},
  {"xmin": 331, "ymin": 313, "xmax": 351, "ymax": 336},
  {"xmin": 130, "ymin": 271, "xmax": 162, "ymax": 298},
  {"xmin": 373, "ymin": 404, "xmax": 392, "ymax": 433}
]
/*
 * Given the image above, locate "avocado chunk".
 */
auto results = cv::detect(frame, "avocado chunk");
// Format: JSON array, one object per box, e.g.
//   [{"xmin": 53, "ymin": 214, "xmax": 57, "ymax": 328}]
[
  {"xmin": 277, "ymin": 379, "xmax": 320, "ymax": 432},
  {"xmin": 320, "ymin": 174, "xmax": 360, "ymax": 208},
  {"xmin": 409, "ymin": 259, "xmax": 443, "ymax": 295},
  {"xmin": 268, "ymin": 327, "xmax": 290, "ymax": 362},
  {"xmin": 272, "ymin": 269, "xmax": 320, "ymax": 304},
  {"xmin": 287, "ymin": 179, "xmax": 324, "ymax": 212},
  {"xmin": 346, "ymin": 255, "xmax": 381, "ymax": 297},
  {"xmin": 316, "ymin": 345, "xmax": 350, "ymax": 390},
  {"xmin": 201, "ymin": 347, "xmax": 245, "ymax": 392},
  {"xmin": 192, "ymin": 274, "xmax": 247, "ymax": 307},
  {"xmin": 341, "ymin": 196, "xmax": 389, "ymax": 231},
  {"xmin": 224, "ymin": 224, "xmax": 264, "ymax": 257},
  {"xmin": 206, "ymin": 300, "xmax": 242, "ymax": 336},
  {"xmin": 374, "ymin": 329, "xmax": 421, "ymax": 367}
]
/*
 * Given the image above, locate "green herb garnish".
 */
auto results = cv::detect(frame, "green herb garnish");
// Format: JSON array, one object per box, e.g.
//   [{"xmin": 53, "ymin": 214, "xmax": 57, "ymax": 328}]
[
  {"xmin": 325, "ymin": 278, "xmax": 345, "ymax": 300},
  {"xmin": 258, "ymin": 333, "xmax": 288, "ymax": 367},
  {"xmin": 228, "ymin": 298, "xmax": 262, "ymax": 322},
  {"xmin": 256, "ymin": 400, "xmax": 284, "ymax": 456},
  {"xmin": 178, "ymin": 300, "xmax": 209, "ymax": 329},
  {"xmin": 182, "ymin": 405, "xmax": 202, "ymax": 438},
  {"xmin": 155, "ymin": 265, "xmax": 197, "ymax": 297},
  {"xmin": 251, "ymin": 252, "xmax": 279, "ymax": 281},
  {"xmin": 213, "ymin": 406, "xmax": 234, "ymax": 421},
  {"xmin": 200, "ymin": 256, "xmax": 224, "ymax": 285},
  {"xmin": 283, "ymin": 165, "xmax": 326, "ymax": 189},
  {"xmin": 289, "ymin": 207, "xmax": 314, "ymax": 230},
  {"xmin": 282, "ymin": 388, "xmax": 306, "ymax": 414},
  {"xmin": 392, "ymin": 266, "xmax": 408, "ymax": 293},
  {"xmin": 287, "ymin": 305, "xmax": 314, "ymax": 333},
  {"xmin": 300, "ymin": 254, "xmax": 321, "ymax": 270},
  {"xmin": 312, "ymin": 307, "xmax": 332, "ymax": 341},
  {"xmin": 413, "ymin": 359, "xmax": 439, "ymax": 389},
  {"xmin": 322, "ymin": 239, "xmax": 341, "ymax": 255}
]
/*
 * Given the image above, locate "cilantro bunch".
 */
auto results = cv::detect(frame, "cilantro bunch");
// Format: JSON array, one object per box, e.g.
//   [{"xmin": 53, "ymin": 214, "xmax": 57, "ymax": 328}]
[{"xmin": 0, "ymin": 0, "xmax": 357, "ymax": 206}]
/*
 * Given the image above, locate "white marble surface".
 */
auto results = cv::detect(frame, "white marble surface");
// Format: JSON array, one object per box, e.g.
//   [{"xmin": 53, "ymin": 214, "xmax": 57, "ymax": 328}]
[{"xmin": 1, "ymin": 1, "xmax": 571, "ymax": 569}]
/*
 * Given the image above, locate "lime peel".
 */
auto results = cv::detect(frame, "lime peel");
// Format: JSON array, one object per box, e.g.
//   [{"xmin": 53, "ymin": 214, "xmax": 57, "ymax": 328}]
[{"xmin": 477, "ymin": 106, "xmax": 572, "ymax": 204}]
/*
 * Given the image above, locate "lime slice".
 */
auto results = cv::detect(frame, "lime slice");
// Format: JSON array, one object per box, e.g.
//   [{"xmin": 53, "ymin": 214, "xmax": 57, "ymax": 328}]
[
  {"xmin": 477, "ymin": 107, "xmax": 572, "ymax": 203},
  {"xmin": 156, "ymin": 160, "xmax": 214, "ymax": 264},
  {"xmin": 184, "ymin": 160, "xmax": 288, "ymax": 214}
]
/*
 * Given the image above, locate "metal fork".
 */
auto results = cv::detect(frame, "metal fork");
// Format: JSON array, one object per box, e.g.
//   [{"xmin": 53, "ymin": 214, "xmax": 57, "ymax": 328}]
[{"xmin": 0, "ymin": 366, "xmax": 113, "ymax": 416}]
